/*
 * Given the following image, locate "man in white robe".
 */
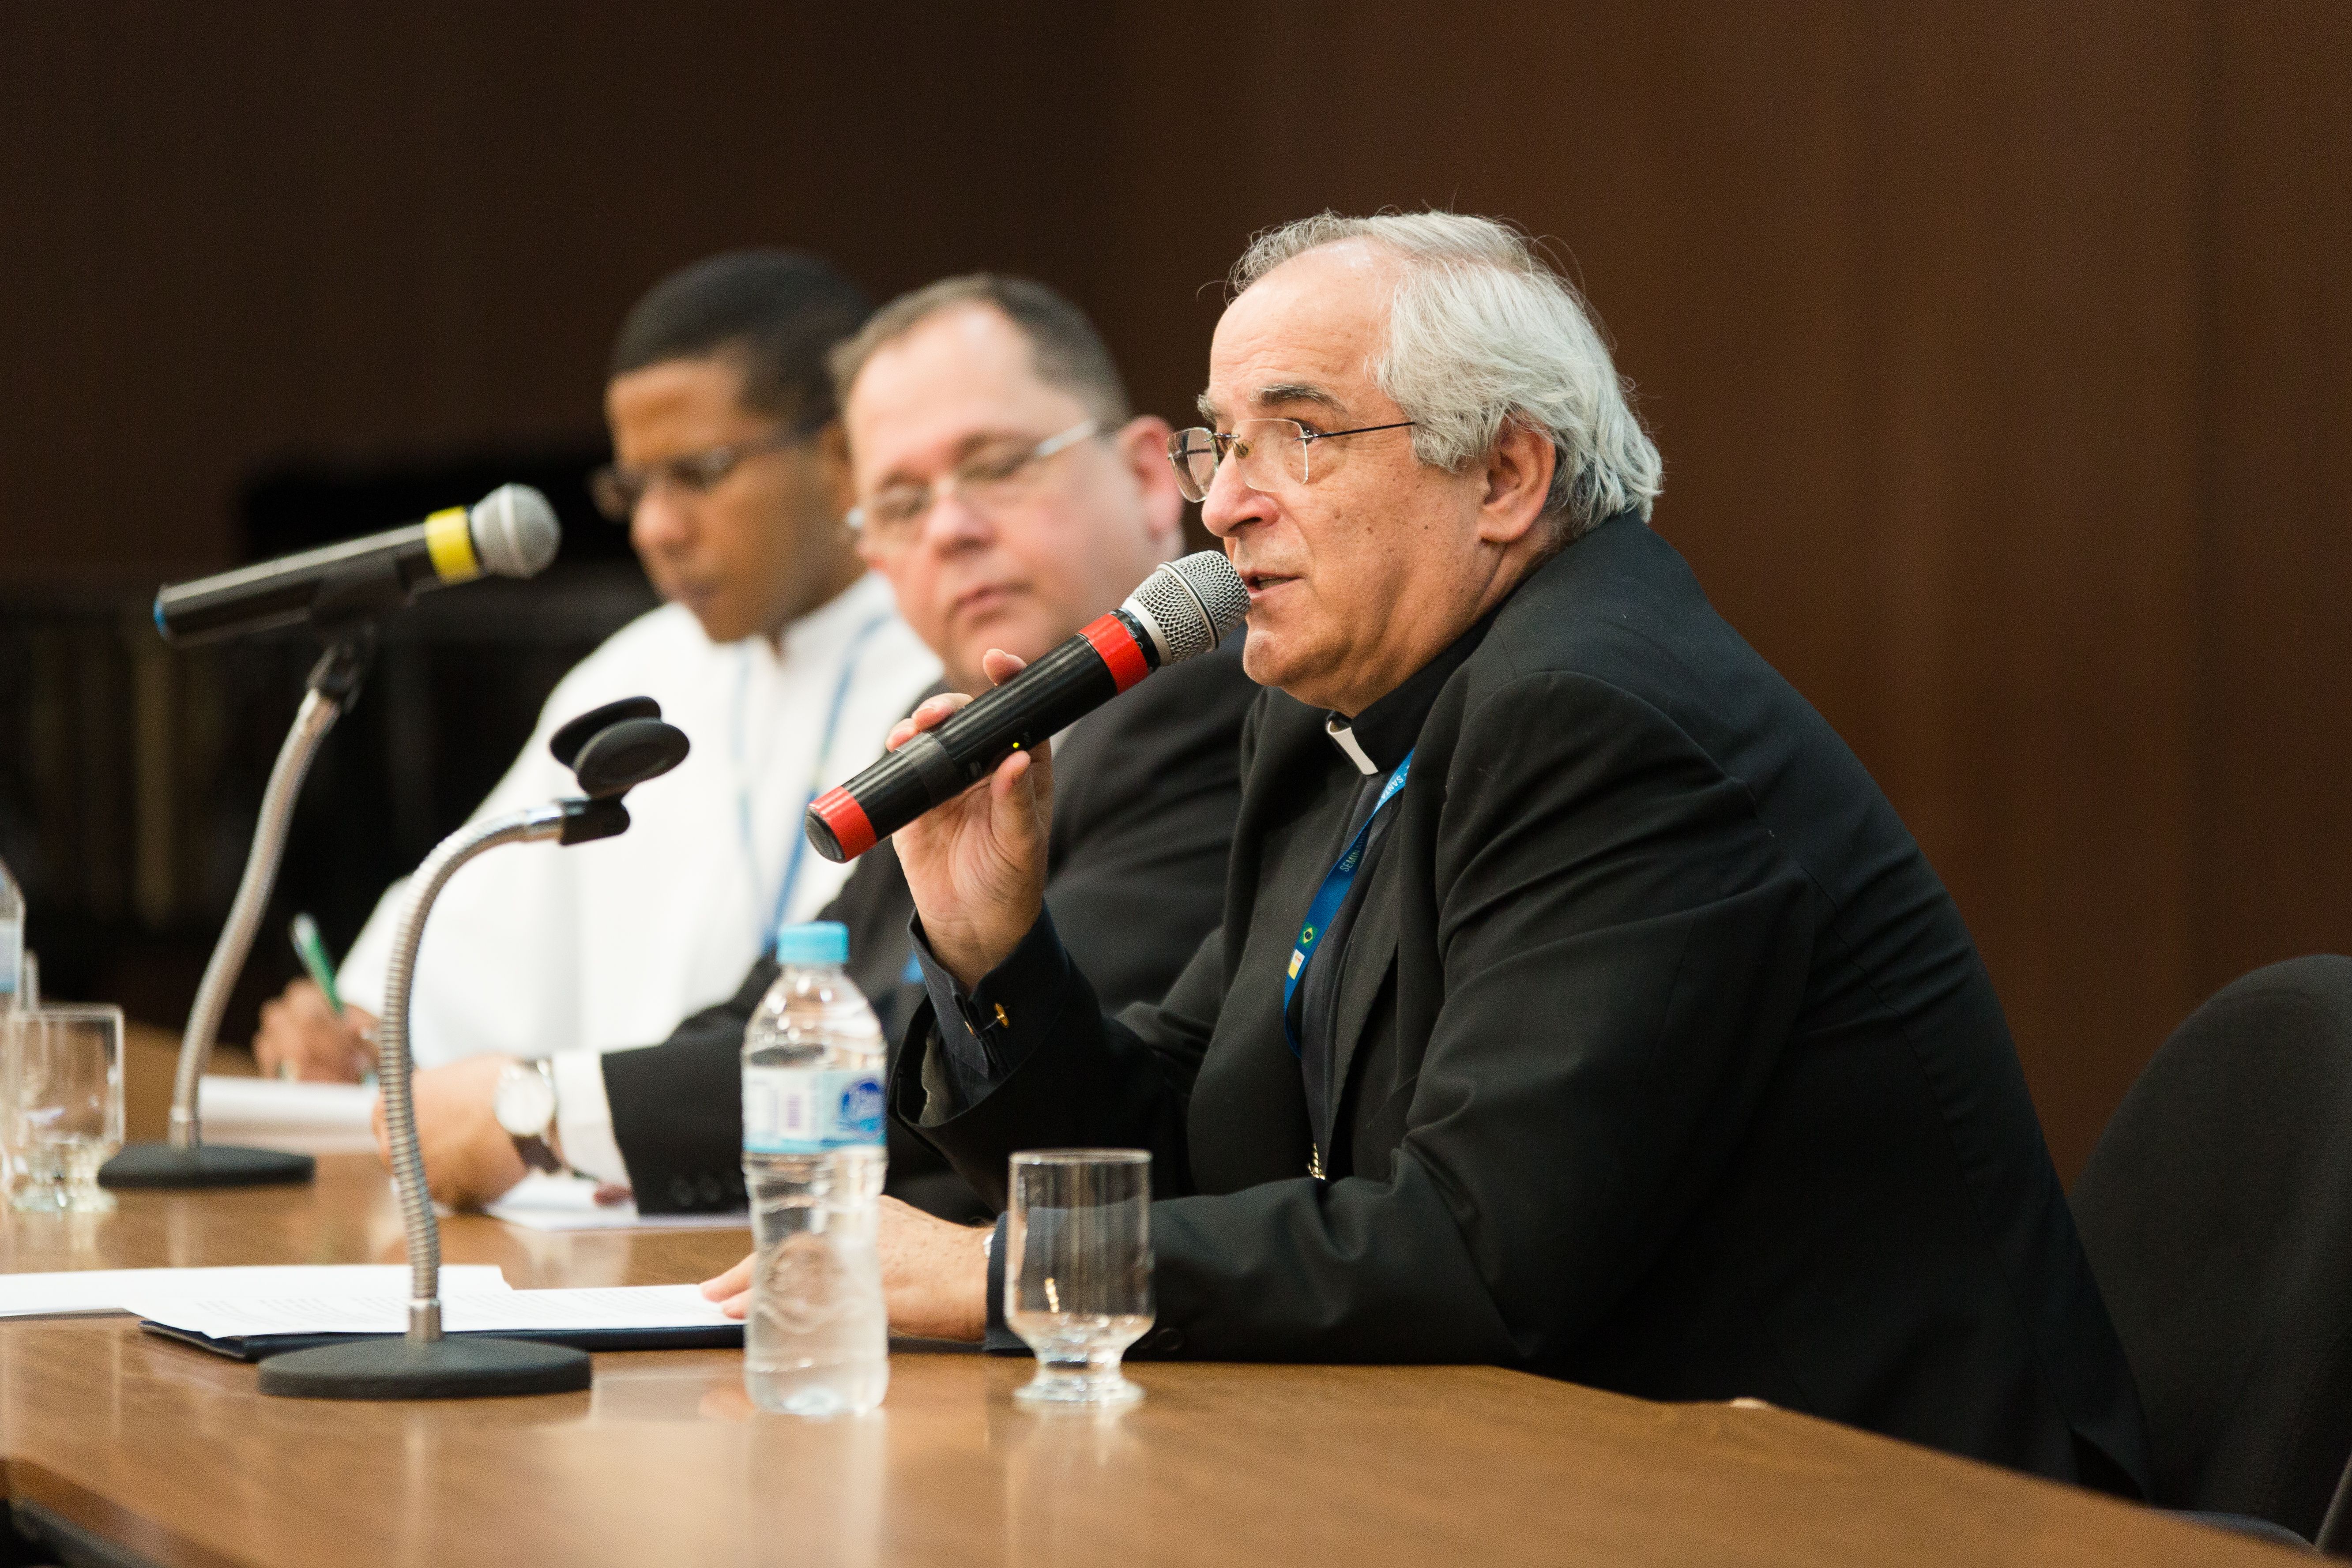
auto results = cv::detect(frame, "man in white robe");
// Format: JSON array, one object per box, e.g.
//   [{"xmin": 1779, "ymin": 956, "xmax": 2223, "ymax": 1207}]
[{"xmin": 254, "ymin": 251, "xmax": 938, "ymax": 1077}]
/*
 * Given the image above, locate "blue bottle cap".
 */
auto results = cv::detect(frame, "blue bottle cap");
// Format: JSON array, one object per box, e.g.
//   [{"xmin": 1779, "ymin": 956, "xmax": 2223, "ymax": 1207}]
[{"xmin": 775, "ymin": 920, "xmax": 850, "ymax": 967}]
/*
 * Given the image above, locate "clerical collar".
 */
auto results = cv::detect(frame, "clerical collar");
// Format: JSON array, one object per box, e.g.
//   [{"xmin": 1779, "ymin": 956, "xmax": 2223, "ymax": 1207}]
[{"xmin": 1323, "ymin": 603, "xmax": 1503, "ymax": 775}]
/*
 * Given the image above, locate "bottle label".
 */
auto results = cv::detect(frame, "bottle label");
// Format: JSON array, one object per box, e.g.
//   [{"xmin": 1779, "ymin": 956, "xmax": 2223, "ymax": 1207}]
[{"xmin": 742, "ymin": 1066, "xmax": 884, "ymax": 1153}]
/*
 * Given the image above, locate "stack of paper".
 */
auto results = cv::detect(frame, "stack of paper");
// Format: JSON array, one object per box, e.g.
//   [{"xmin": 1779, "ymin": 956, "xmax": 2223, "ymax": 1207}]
[
  {"xmin": 0, "ymin": 1264, "xmax": 508, "ymax": 1319},
  {"xmin": 126, "ymin": 1284, "xmax": 736, "ymax": 1339},
  {"xmin": 197, "ymin": 1075, "xmax": 379, "ymax": 1155}
]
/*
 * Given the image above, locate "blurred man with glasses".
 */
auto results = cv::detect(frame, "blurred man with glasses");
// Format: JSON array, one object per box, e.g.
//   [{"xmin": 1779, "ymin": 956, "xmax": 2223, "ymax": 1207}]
[
  {"xmin": 255, "ymin": 250, "xmax": 940, "ymax": 1083},
  {"xmin": 386, "ymin": 275, "xmax": 1257, "ymax": 1217}
]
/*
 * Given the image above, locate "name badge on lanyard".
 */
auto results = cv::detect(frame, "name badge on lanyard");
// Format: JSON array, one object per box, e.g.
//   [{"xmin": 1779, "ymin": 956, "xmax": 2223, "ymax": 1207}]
[{"xmin": 1283, "ymin": 749, "xmax": 1413, "ymax": 1057}]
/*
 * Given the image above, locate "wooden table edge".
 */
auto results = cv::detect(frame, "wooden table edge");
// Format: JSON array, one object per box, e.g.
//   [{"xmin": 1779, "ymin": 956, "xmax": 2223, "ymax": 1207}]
[
  {"xmin": 4, "ymin": 1455, "xmax": 246, "ymax": 1568},
  {"xmin": 0, "ymin": 1359, "xmax": 2304, "ymax": 1567}
]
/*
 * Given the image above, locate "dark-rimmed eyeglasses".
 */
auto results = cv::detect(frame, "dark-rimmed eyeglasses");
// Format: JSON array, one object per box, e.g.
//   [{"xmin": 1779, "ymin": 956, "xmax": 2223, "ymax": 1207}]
[
  {"xmin": 588, "ymin": 428, "xmax": 807, "ymax": 522},
  {"xmin": 846, "ymin": 419, "xmax": 1101, "ymax": 551},
  {"xmin": 1166, "ymin": 418, "xmax": 1417, "ymax": 503}
]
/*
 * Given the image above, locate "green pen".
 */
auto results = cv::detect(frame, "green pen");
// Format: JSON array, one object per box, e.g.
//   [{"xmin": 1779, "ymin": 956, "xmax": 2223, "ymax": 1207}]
[{"xmin": 290, "ymin": 913, "xmax": 342, "ymax": 1015}]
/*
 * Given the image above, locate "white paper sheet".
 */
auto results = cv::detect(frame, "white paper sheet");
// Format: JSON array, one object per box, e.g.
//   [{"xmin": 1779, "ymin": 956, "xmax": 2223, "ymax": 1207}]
[
  {"xmin": 485, "ymin": 1171, "xmax": 748, "ymax": 1233},
  {"xmin": 196, "ymin": 1075, "xmax": 379, "ymax": 1155},
  {"xmin": 125, "ymin": 1284, "xmax": 734, "ymax": 1339},
  {"xmin": 0, "ymin": 1263, "xmax": 508, "ymax": 1319}
]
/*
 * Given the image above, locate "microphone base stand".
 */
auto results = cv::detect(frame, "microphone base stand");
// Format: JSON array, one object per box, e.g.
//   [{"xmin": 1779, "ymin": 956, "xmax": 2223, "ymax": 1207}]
[
  {"xmin": 254, "ymin": 1333, "xmax": 591, "ymax": 1401},
  {"xmin": 101, "ymin": 632, "xmax": 380, "ymax": 1191},
  {"xmin": 258, "ymin": 804, "xmax": 592, "ymax": 1400},
  {"xmin": 97, "ymin": 1140, "xmax": 315, "ymax": 1189}
]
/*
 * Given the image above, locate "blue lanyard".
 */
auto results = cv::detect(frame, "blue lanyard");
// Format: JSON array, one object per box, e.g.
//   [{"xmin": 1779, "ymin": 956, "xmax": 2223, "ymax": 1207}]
[
  {"xmin": 737, "ymin": 613, "xmax": 891, "ymax": 951},
  {"xmin": 1283, "ymin": 749, "xmax": 1413, "ymax": 1057}
]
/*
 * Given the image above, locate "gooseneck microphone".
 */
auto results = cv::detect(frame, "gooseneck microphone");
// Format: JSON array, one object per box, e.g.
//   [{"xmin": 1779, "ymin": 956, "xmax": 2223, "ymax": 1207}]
[
  {"xmin": 154, "ymin": 483, "xmax": 561, "ymax": 644},
  {"xmin": 805, "ymin": 550, "xmax": 1249, "ymax": 862}
]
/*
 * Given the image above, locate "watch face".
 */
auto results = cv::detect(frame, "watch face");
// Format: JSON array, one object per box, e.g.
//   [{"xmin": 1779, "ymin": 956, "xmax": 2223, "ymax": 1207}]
[{"xmin": 493, "ymin": 1064, "xmax": 556, "ymax": 1138}]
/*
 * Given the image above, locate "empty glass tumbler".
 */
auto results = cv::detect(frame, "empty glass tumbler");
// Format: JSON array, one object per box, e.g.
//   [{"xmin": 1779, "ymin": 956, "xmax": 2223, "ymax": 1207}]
[
  {"xmin": 1005, "ymin": 1149, "xmax": 1154, "ymax": 1408},
  {"xmin": 4, "ymin": 1004, "xmax": 124, "ymax": 1214}
]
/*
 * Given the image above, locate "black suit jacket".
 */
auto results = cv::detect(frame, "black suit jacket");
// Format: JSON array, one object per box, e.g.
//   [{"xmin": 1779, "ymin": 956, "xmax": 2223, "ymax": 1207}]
[
  {"xmin": 605, "ymin": 636, "xmax": 1257, "ymax": 1219},
  {"xmin": 897, "ymin": 518, "xmax": 2151, "ymax": 1493}
]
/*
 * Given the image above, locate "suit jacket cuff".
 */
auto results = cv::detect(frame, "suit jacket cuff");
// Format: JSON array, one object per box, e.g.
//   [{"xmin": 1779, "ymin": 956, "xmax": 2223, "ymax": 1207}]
[{"xmin": 909, "ymin": 906, "xmax": 1072, "ymax": 1113}]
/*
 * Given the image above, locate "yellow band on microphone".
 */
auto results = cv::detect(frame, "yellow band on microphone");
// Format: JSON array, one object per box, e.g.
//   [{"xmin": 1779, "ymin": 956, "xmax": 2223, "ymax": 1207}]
[{"xmin": 423, "ymin": 507, "xmax": 480, "ymax": 583}]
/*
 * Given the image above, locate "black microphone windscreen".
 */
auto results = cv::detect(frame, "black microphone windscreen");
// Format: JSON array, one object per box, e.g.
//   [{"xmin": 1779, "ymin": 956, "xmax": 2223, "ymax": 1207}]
[{"xmin": 549, "ymin": 696, "xmax": 663, "ymax": 768}]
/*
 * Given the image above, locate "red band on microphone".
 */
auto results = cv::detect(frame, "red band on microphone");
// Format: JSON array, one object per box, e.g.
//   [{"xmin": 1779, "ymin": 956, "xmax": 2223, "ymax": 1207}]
[
  {"xmin": 809, "ymin": 785, "xmax": 877, "ymax": 860},
  {"xmin": 1080, "ymin": 613, "xmax": 1150, "ymax": 693}
]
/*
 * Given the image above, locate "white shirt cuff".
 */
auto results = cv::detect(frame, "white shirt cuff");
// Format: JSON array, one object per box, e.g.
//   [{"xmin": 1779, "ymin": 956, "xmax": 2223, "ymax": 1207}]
[{"xmin": 548, "ymin": 1051, "xmax": 630, "ymax": 1188}]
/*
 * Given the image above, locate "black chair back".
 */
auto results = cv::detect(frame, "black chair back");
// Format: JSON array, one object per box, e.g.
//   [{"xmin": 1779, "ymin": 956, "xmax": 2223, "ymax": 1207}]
[{"xmin": 2073, "ymin": 954, "xmax": 2352, "ymax": 1541}]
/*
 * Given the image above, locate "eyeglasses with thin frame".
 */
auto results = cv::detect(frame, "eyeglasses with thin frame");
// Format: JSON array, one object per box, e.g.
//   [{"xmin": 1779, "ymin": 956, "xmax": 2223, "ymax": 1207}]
[
  {"xmin": 588, "ymin": 427, "xmax": 808, "ymax": 522},
  {"xmin": 846, "ymin": 419, "xmax": 1101, "ymax": 551},
  {"xmin": 1166, "ymin": 418, "xmax": 1418, "ymax": 503}
]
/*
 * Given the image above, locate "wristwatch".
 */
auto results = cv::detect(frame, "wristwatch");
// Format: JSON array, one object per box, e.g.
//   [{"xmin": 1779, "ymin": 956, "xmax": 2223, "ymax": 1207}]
[{"xmin": 493, "ymin": 1059, "xmax": 566, "ymax": 1173}]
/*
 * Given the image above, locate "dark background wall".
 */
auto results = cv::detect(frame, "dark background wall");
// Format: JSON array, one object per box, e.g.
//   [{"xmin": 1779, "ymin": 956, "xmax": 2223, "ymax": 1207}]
[{"xmin": 1, "ymin": 1, "xmax": 2345, "ymax": 1180}]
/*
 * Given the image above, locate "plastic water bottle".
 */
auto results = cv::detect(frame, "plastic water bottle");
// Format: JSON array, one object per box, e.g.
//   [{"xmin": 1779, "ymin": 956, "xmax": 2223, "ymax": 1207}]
[
  {"xmin": 741, "ymin": 920, "xmax": 889, "ymax": 1416},
  {"xmin": 0, "ymin": 854, "xmax": 23, "ymax": 1012}
]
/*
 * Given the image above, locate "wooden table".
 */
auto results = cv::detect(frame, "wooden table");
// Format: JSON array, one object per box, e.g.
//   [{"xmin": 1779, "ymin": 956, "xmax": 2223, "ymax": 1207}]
[
  {"xmin": 0, "ymin": 1157, "xmax": 2291, "ymax": 1566},
  {"xmin": 123, "ymin": 1022, "xmax": 216, "ymax": 1146}
]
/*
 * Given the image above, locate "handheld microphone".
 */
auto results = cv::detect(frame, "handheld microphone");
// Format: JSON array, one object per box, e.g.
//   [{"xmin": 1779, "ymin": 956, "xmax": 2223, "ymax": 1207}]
[
  {"xmin": 805, "ymin": 550, "xmax": 1249, "ymax": 863},
  {"xmin": 154, "ymin": 483, "xmax": 561, "ymax": 644}
]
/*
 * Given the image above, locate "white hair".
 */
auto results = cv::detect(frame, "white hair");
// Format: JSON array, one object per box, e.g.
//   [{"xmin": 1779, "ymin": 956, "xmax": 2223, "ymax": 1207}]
[{"xmin": 1229, "ymin": 211, "xmax": 1663, "ymax": 539}]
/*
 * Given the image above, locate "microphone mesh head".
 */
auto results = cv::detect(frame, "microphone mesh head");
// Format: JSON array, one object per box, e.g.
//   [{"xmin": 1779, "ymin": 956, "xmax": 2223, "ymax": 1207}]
[
  {"xmin": 470, "ymin": 484, "xmax": 561, "ymax": 579},
  {"xmin": 1123, "ymin": 550, "xmax": 1249, "ymax": 665}
]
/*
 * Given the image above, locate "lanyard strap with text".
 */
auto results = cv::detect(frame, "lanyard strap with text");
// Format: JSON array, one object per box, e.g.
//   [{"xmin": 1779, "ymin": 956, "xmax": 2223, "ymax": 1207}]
[
  {"xmin": 1283, "ymin": 749, "xmax": 1413, "ymax": 1057},
  {"xmin": 738, "ymin": 613, "xmax": 892, "ymax": 951}
]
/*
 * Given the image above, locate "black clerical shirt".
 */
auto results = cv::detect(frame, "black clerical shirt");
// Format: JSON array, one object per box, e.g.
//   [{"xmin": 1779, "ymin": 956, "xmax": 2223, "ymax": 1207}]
[{"xmin": 1287, "ymin": 610, "xmax": 1496, "ymax": 1163}]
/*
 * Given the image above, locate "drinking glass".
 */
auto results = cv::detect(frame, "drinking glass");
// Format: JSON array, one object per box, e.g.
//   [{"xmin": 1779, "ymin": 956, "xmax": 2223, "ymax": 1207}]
[
  {"xmin": 4, "ymin": 1004, "xmax": 124, "ymax": 1214},
  {"xmin": 1005, "ymin": 1149, "xmax": 1152, "ymax": 1407}
]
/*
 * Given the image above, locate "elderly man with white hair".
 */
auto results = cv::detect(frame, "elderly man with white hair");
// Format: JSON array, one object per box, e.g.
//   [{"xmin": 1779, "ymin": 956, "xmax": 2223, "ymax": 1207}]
[{"xmin": 703, "ymin": 213, "xmax": 2151, "ymax": 1495}]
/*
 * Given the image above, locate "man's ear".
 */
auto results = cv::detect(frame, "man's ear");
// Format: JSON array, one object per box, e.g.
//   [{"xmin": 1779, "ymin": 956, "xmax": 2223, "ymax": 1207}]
[
  {"xmin": 815, "ymin": 419, "xmax": 857, "ymax": 521},
  {"xmin": 1117, "ymin": 415, "xmax": 1187, "ymax": 553},
  {"xmin": 1477, "ymin": 420, "xmax": 1555, "ymax": 546}
]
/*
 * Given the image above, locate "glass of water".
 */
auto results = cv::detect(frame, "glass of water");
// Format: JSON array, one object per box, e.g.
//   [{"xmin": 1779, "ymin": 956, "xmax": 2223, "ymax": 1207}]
[
  {"xmin": 1006, "ymin": 1149, "xmax": 1153, "ymax": 1408},
  {"xmin": 4, "ymin": 1004, "xmax": 124, "ymax": 1214}
]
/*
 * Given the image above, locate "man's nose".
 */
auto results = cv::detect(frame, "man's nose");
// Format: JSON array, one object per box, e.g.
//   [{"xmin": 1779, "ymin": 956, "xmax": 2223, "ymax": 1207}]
[
  {"xmin": 916, "ymin": 489, "xmax": 996, "ymax": 552},
  {"xmin": 1197, "ymin": 451, "xmax": 1264, "ymax": 539},
  {"xmin": 630, "ymin": 485, "xmax": 698, "ymax": 554}
]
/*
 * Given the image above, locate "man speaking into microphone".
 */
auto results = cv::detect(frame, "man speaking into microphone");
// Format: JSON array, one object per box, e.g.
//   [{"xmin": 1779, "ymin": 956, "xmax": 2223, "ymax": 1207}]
[{"xmin": 704, "ymin": 213, "xmax": 2151, "ymax": 1495}]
